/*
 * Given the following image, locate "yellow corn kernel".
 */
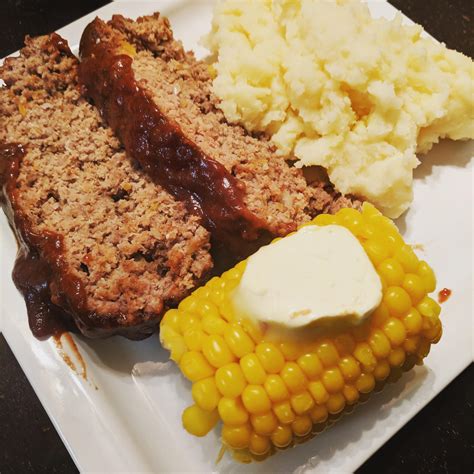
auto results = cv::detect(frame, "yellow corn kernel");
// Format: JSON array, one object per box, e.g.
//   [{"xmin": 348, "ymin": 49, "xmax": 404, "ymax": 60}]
[
  {"xmin": 308, "ymin": 380, "xmax": 330, "ymax": 404},
  {"xmin": 281, "ymin": 362, "xmax": 308, "ymax": 393},
  {"xmin": 222, "ymin": 423, "xmax": 252, "ymax": 449},
  {"xmin": 215, "ymin": 363, "xmax": 247, "ymax": 398},
  {"xmin": 417, "ymin": 296, "xmax": 441, "ymax": 319},
  {"xmin": 337, "ymin": 207, "xmax": 364, "ymax": 235},
  {"xmin": 241, "ymin": 319, "xmax": 264, "ymax": 343},
  {"xmin": 178, "ymin": 295, "xmax": 199, "ymax": 313},
  {"xmin": 224, "ymin": 324, "xmax": 255, "ymax": 358},
  {"xmin": 219, "ymin": 298, "xmax": 235, "ymax": 322},
  {"xmin": 322, "ymin": 367, "xmax": 345, "ymax": 393},
  {"xmin": 353, "ymin": 342, "xmax": 377, "ymax": 371},
  {"xmin": 384, "ymin": 287, "xmax": 412, "ymax": 316},
  {"xmin": 290, "ymin": 391, "xmax": 315, "ymax": 415},
  {"xmin": 343, "ymin": 384, "xmax": 360, "ymax": 404},
  {"xmin": 423, "ymin": 319, "xmax": 442, "ymax": 343},
  {"xmin": 249, "ymin": 433, "xmax": 270, "ymax": 456},
  {"xmin": 240, "ymin": 353, "xmax": 267, "ymax": 384},
  {"xmin": 182, "ymin": 405, "xmax": 219, "ymax": 437},
  {"xmin": 338, "ymin": 356, "xmax": 361, "ymax": 382},
  {"xmin": 368, "ymin": 329, "xmax": 392, "ymax": 358},
  {"xmin": 264, "ymin": 374, "xmax": 290, "ymax": 402},
  {"xmin": 402, "ymin": 308, "xmax": 423, "ymax": 335},
  {"xmin": 404, "ymin": 336, "xmax": 420, "ymax": 354},
  {"xmin": 417, "ymin": 339, "xmax": 431, "ymax": 359},
  {"xmin": 388, "ymin": 348, "xmax": 406, "ymax": 367},
  {"xmin": 297, "ymin": 352, "xmax": 324, "ymax": 379},
  {"xmin": 326, "ymin": 393, "xmax": 345, "ymax": 414},
  {"xmin": 192, "ymin": 377, "xmax": 221, "ymax": 412},
  {"xmin": 202, "ymin": 314, "xmax": 227, "ymax": 335},
  {"xmin": 273, "ymin": 401, "xmax": 296, "ymax": 424},
  {"xmin": 310, "ymin": 404, "xmax": 328, "ymax": 424},
  {"xmin": 203, "ymin": 334, "xmax": 235, "ymax": 368},
  {"xmin": 377, "ymin": 259, "xmax": 405, "ymax": 286},
  {"xmin": 256, "ymin": 342, "xmax": 285, "ymax": 373},
  {"xmin": 161, "ymin": 309, "xmax": 180, "ymax": 332},
  {"xmin": 279, "ymin": 341, "xmax": 301, "ymax": 361},
  {"xmin": 180, "ymin": 351, "xmax": 215, "ymax": 382},
  {"xmin": 178, "ymin": 312, "xmax": 200, "ymax": 334},
  {"xmin": 196, "ymin": 299, "xmax": 219, "ymax": 319},
  {"xmin": 363, "ymin": 238, "xmax": 390, "ymax": 266},
  {"xmin": 371, "ymin": 303, "xmax": 390, "ymax": 327},
  {"xmin": 250, "ymin": 412, "xmax": 278, "ymax": 436},
  {"xmin": 313, "ymin": 213, "xmax": 338, "ymax": 226},
  {"xmin": 218, "ymin": 397, "xmax": 248, "ymax": 425},
  {"xmin": 402, "ymin": 274, "xmax": 425, "ymax": 304},
  {"xmin": 209, "ymin": 288, "xmax": 225, "ymax": 306},
  {"xmin": 334, "ymin": 333, "xmax": 356, "ymax": 356},
  {"xmin": 183, "ymin": 326, "xmax": 206, "ymax": 352},
  {"xmin": 316, "ymin": 341, "xmax": 340, "ymax": 367},
  {"xmin": 394, "ymin": 245, "xmax": 419, "ymax": 273},
  {"xmin": 271, "ymin": 425, "xmax": 293, "ymax": 448},
  {"xmin": 418, "ymin": 261, "xmax": 436, "ymax": 293},
  {"xmin": 383, "ymin": 318, "xmax": 407, "ymax": 346},
  {"xmin": 194, "ymin": 286, "xmax": 211, "ymax": 300},
  {"xmin": 160, "ymin": 326, "xmax": 187, "ymax": 363},
  {"xmin": 373, "ymin": 360, "xmax": 390, "ymax": 381},
  {"xmin": 355, "ymin": 373, "xmax": 375, "ymax": 393},
  {"xmin": 292, "ymin": 415, "xmax": 312, "ymax": 437},
  {"xmin": 242, "ymin": 385, "xmax": 271, "ymax": 415},
  {"xmin": 119, "ymin": 40, "xmax": 137, "ymax": 57}
]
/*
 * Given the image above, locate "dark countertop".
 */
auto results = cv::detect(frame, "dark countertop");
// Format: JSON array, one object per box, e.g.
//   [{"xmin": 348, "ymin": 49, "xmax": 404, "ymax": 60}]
[{"xmin": 0, "ymin": 1, "xmax": 473, "ymax": 473}]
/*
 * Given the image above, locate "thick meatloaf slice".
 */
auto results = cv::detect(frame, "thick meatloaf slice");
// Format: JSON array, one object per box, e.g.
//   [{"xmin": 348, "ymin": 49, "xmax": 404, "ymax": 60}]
[
  {"xmin": 0, "ymin": 34, "xmax": 212, "ymax": 339},
  {"xmin": 79, "ymin": 14, "xmax": 358, "ymax": 257}
]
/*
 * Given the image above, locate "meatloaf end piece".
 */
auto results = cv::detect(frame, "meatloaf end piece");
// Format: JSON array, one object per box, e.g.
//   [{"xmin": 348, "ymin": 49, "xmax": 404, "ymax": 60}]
[
  {"xmin": 0, "ymin": 34, "xmax": 212, "ymax": 339},
  {"xmin": 79, "ymin": 15, "xmax": 317, "ymax": 257}
]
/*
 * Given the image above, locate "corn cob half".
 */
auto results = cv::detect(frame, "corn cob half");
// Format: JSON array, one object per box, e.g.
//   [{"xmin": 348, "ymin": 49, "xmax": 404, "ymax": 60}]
[{"xmin": 160, "ymin": 203, "xmax": 442, "ymax": 461}]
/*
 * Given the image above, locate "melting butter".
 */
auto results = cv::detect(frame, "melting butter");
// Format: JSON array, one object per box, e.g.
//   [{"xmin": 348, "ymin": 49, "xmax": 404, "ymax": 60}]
[{"xmin": 231, "ymin": 225, "xmax": 382, "ymax": 334}]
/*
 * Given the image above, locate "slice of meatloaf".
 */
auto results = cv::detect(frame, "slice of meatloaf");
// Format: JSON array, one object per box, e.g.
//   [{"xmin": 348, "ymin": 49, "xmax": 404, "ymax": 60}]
[
  {"xmin": 79, "ymin": 14, "xmax": 359, "ymax": 257},
  {"xmin": 0, "ymin": 34, "xmax": 212, "ymax": 339}
]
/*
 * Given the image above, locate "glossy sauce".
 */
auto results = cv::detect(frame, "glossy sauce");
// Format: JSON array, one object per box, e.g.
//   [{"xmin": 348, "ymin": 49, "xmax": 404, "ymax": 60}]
[{"xmin": 438, "ymin": 288, "xmax": 452, "ymax": 303}]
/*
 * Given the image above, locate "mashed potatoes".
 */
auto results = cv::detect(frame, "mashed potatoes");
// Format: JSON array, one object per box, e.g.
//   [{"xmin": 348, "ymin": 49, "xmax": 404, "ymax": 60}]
[{"xmin": 204, "ymin": 0, "xmax": 474, "ymax": 217}]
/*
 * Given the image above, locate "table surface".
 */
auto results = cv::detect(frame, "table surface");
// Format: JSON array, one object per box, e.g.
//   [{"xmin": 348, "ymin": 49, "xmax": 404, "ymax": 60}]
[{"xmin": 0, "ymin": 1, "xmax": 473, "ymax": 473}]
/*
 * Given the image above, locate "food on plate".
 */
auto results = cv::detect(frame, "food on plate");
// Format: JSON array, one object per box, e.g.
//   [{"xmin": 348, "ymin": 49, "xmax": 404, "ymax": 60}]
[
  {"xmin": 0, "ymin": 34, "xmax": 212, "ymax": 339},
  {"xmin": 78, "ymin": 14, "xmax": 358, "ymax": 258},
  {"xmin": 160, "ymin": 203, "xmax": 442, "ymax": 460},
  {"xmin": 204, "ymin": 0, "xmax": 474, "ymax": 218}
]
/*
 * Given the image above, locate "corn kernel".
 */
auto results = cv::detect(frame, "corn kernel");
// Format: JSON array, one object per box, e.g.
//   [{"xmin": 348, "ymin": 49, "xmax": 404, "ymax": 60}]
[
  {"xmin": 383, "ymin": 318, "xmax": 407, "ymax": 346},
  {"xmin": 222, "ymin": 423, "xmax": 252, "ymax": 449},
  {"xmin": 281, "ymin": 362, "xmax": 308, "ymax": 393},
  {"xmin": 271, "ymin": 424, "xmax": 293, "ymax": 448},
  {"xmin": 215, "ymin": 363, "xmax": 247, "ymax": 398},
  {"xmin": 402, "ymin": 274, "xmax": 425, "ymax": 304},
  {"xmin": 160, "ymin": 326, "xmax": 186, "ymax": 363},
  {"xmin": 314, "ymin": 213, "xmax": 338, "ymax": 226},
  {"xmin": 180, "ymin": 351, "xmax": 215, "ymax": 382},
  {"xmin": 196, "ymin": 299, "xmax": 219, "ymax": 319},
  {"xmin": 249, "ymin": 433, "xmax": 270, "ymax": 456},
  {"xmin": 363, "ymin": 238, "xmax": 390, "ymax": 266},
  {"xmin": 292, "ymin": 415, "xmax": 312, "ymax": 437},
  {"xmin": 279, "ymin": 341, "xmax": 301, "ymax": 361},
  {"xmin": 377, "ymin": 259, "xmax": 405, "ymax": 286},
  {"xmin": 337, "ymin": 207, "xmax": 364, "ymax": 235},
  {"xmin": 201, "ymin": 315, "xmax": 227, "ymax": 335},
  {"xmin": 418, "ymin": 261, "xmax": 436, "ymax": 293},
  {"xmin": 192, "ymin": 377, "xmax": 221, "ymax": 412},
  {"xmin": 373, "ymin": 360, "xmax": 390, "ymax": 381},
  {"xmin": 404, "ymin": 336, "xmax": 420, "ymax": 354},
  {"xmin": 264, "ymin": 374, "xmax": 290, "ymax": 403},
  {"xmin": 273, "ymin": 400, "xmax": 296, "ymax": 424},
  {"xmin": 417, "ymin": 296, "xmax": 441, "ymax": 318},
  {"xmin": 256, "ymin": 342, "xmax": 285, "ymax": 374},
  {"xmin": 179, "ymin": 296, "xmax": 199, "ymax": 313},
  {"xmin": 240, "ymin": 353, "xmax": 267, "ymax": 384},
  {"xmin": 203, "ymin": 334, "xmax": 235, "ymax": 368},
  {"xmin": 224, "ymin": 324, "xmax": 255, "ymax": 358},
  {"xmin": 241, "ymin": 319, "xmax": 264, "ymax": 343},
  {"xmin": 368, "ymin": 329, "xmax": 392, "ymax": 358},
  {"xmin": 384, "ymin": 287, "xmax": 412, "ymax": 316},
  {"xmin": 388, "ymin": 348, "xmax": 406, "ymax": 367},
  {"xmin": 402, "ymin": 308, "xmax": 423, "ymax": 335},
  {"xmin": 308, "ymin": 380, "xmax": 330, "ymax": 404},
  {"xmin": 417, "ymin": 339, "xmax": 431, "ymax": 359},
  {"xmin": 297, "ymin": 352, "xmax": 324, "ymax": 379},
  {"xmin": 316, "ymin": 341, "xmax": 340, "ymax": 367},
  {"xmin": 178, "ymin": 312, "xmax": 200, "ymax": 334},
  {"xmin": 338, "ymin": 356, "xmax": 361, "ymax": 382},
  {"xmin": 354, "ymin": 343, "xmax": 377, "ymax": 371},
  {"xmin": 322, "ymin": 367, "xmax": 345, "ymax": 393},
  {"xmin": 218, "ymin": 397, "xmax": 249, "ymax": 425},
  {"xmin": 161, "ymin": 309, "xmax": 180, "ymax": 332},
  {"xmin": 242, "ymin": 385, "xmax": 271, "ymax": 415},
  {"xmin": 209, "ymin": 288, "xmax": 225, "ymax": 306},
  {"xmin": 290, "ymin": 391, "xmax": 315, "ymax": 415},
  {"xmin": 334, "ymin": 333, "xmax": 356, "ymax": 356},
  {"xmin": 310, "ymin": 404, "xmax": 328, "ymax": 424},
  {"xmin": 395, "ymin": 245, "xmax": 419, "ymax": 273},
  {"xmin": 250, "ymin": 412, "xmax": 278, "ymax": 436},
  {"xmin": 423, "ymin": 318, "xmax": 442, "ymax": 342},
  {"xmin": 355, "ymin": 373, "xmax": 375, "ymax": 393},
  {"xmin": 182, "ymin": 405, "xmax": 219, "ymax": 437},
  {"xmin": 343, "ymin": 384, "xmax": 359, "ymax": 404},
  {"xmin": 326, "ymin": 393, "xmax": 345, "ymax": 414},
  {"xmin": 372, "ymin": 303, "xmax": 390, "ymax": 327},
  {"xmin": 219, "ymin": 298, "xmax": 235, "ymax": 322},
  {"xmin": 183, "ymin": 326, "xmax": 206, "ymax": 351}
]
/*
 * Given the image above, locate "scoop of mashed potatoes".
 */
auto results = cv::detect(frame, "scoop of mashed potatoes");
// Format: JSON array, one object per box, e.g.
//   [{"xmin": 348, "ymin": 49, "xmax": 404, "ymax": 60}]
[{"xmin": 204, "ymin": 0, "xmax": 474, "ymax": 218}]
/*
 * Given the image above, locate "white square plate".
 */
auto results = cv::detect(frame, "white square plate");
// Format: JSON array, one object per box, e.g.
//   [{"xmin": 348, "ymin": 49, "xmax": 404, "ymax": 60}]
[{"xmin": 1, "ymin": 1, "xmax": 472, "ymax": 472}]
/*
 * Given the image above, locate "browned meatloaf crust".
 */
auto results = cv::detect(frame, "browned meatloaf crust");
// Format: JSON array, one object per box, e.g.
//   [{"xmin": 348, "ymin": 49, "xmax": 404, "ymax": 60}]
[
  {"xmin": 79, "ymin": 14, "xmax": 358, "ymax": 257},
  {"xmin": 0, "ymin": 34, "xmax": 212, "ymax": 339}
]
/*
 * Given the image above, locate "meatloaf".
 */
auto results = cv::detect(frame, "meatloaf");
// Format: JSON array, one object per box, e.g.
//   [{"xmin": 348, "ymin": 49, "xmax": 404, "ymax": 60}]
[
  {"xmin": 79, "ymin": 14, "xmax": 358, "ymax": 257},
  {"xmin": 0, "ymin": 34, "xmax": 212, "ymax": 339}
]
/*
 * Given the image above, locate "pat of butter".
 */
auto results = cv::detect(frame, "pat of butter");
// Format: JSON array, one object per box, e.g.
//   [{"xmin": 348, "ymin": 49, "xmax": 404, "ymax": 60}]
[{"xmin": 232, "ymin": 225, "xmax": 382, "ymax": 331}]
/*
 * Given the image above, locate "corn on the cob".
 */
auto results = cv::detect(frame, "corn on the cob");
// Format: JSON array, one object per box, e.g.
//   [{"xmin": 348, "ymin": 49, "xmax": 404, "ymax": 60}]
[{"xmin": 160, "ymin": 203, "xmax": 441, "ymax": 461}]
